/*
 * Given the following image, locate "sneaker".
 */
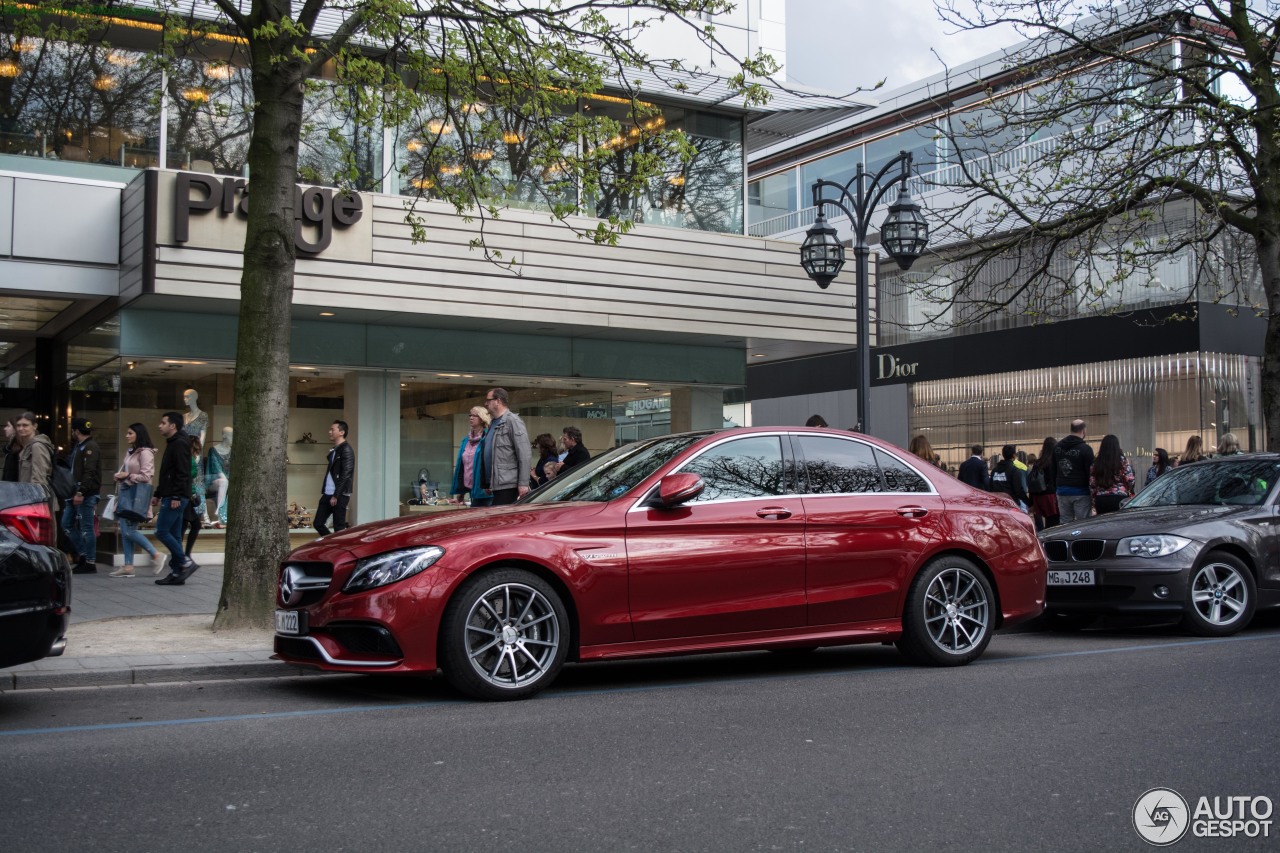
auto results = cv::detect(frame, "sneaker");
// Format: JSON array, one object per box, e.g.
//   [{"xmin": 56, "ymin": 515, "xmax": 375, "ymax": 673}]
[
  {"xmin": 154, "ymin": 557, "xmax": 169, "ymax": 576},
  {"xmin": 155, "ymin": 574, "xmax": 185, "ymax": 585},
  {"xmin": 108, "ymin": 567, "xmax": 135, "ymax": 578},
  {"xmin": 177, "ymin": 560, "xmax": 200, "ymax": 581},
  {"xmin": 72, "ymin": 559, "xmax": 97, "ymax": 574}
]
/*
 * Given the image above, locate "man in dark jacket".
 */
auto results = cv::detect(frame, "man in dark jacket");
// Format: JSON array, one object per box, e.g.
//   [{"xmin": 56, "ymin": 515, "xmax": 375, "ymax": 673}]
[
  {"xmin": 990, "ymin": 444, "xmax": 1030, "ymax": 510},
  {"xmin": 154, "ymin": 411, "xmax": 199, "ymax": 585},
  {"xmin": 315, "ymin": 419, "xmax": 355, "ymax": 535},
  {"xmin": 63, "ymin": 417, "xmax": 102, "ymax": 574},
  {"xmin": 1053, "ymin": 419, "xmax": 1096, "ymax": 523},
  {"xmin": 558, "ymin": 426, "xmax": 591, "ymax": 474},
  {"xmin": 958, "ymin": 444, "xmax": 989, "ymax": 490}
]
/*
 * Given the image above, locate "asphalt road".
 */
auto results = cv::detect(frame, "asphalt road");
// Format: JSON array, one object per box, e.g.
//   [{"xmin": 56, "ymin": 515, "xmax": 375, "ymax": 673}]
[{"xmin": 3, "ymin": 620, "xmax": 1279, "ymax": 853}]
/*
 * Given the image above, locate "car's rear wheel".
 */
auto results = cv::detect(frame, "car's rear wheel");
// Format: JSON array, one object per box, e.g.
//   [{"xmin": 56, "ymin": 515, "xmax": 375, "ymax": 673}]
[
  {"xmin": 440, "ymin": 568, "xmax": 569, "ymax": 700},
  {"xmin": 896, "ymin": 556, "xmax": 994, "ymax": 666},
  {"xmin": 1182, "ymin": 553, "xmax": 1256, "ymax": 637}
]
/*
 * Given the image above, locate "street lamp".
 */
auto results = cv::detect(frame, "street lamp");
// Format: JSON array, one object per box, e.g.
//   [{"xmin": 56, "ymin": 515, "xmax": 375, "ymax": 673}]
[{"xmin": 799, "ymin": 151, "xmax": 927, "ymax": 434}]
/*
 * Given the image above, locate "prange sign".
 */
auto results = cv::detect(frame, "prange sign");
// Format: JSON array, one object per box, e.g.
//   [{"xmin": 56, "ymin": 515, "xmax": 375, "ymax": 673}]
[{"xmin": 174, "ymin": 172, "xmax": 363, "ymax": 255}]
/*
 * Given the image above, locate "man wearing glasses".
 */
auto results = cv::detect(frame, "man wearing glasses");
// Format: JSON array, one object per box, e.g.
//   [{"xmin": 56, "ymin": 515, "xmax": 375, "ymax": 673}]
[{"xmin": 482, "ymin": 388, "xmax": 531, "ymax": 505}]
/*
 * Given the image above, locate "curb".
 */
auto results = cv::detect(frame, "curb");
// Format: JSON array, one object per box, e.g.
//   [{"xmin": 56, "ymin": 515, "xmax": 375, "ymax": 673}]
[{"xmin": 1, "ymin": 660, "xmax": 320, "ymax": 691}]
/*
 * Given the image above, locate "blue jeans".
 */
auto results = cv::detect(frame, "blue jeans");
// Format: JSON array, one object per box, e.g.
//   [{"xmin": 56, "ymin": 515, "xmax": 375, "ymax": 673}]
[
  {"xmin": 61, "ymin": 494, "xmax": 99, "ymax": 561},
  {"xmin": 154, "ymin": 498, "xmax": 188, "ymax": 567},
  {"xmin": 118, "ymin": 516, "xmax": 158, "ymax": 565}
]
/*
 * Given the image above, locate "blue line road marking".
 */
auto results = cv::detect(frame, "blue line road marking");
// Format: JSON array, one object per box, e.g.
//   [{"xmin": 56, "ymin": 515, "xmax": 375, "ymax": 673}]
[{"xmin": 3, "ymin": 631, "xmax": 1277, "ymax": 738}]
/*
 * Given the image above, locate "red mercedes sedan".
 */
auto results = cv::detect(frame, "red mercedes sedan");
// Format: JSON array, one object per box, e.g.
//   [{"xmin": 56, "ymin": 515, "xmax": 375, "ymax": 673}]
[{"xmin": 274, "ymin": 428, "xmax": 1045, "ymax": 699}]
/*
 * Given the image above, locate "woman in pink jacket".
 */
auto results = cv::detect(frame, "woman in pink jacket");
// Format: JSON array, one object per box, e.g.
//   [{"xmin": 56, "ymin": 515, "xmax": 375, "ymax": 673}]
[{"xmin": 109, "ymin": 422, "xmax": 162, "ymax": 578}]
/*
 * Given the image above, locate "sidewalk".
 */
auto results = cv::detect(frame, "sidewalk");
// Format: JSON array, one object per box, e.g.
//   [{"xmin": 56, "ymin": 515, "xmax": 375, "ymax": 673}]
[{"xmin": 1, "ymin": 559, "xmax": 312, "ymax": 691}]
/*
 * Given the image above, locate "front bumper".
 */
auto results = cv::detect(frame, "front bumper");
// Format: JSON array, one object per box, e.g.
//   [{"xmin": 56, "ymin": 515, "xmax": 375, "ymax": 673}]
[{"xmin": 1041, "ymin": 538, "xmax": 1199, "ymax": 615}]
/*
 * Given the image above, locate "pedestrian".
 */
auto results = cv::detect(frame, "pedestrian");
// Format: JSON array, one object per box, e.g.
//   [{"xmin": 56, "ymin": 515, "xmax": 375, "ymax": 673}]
[
  {"xmin": 315, "ymin": 419, "xmax": 355, "ymax": 535},
  {"xmin": 110, "ymin": 422, "xmax": 162, "ymax": 578},
  {"xmin": 62, "ymin": 417, "xmax": 102, "ymax": 574},
  {"xmin": 2, "ymin": 418, "xmax": 20, "ymax": 482},
  {"xmin": 1089, "ymin": 434, "xmax": 1135, "ymax": 515},
  {"xmin": 990, "ymin": 444, "xmax": 1030, "ymax": 511},
  {"xmin": 1182, "ymin": 435, "xmax": 1206, "ymax": 465},
  {"xmin": 179, "ymin": 435, "xmax": 204, "ymax": 559},
  {"xmin": 530, "ymin": 431, "xmax": 557, "ymax": 488},
  {"xmin": 1053, "ymin": 419, "xmax": 1095, "ymax": 523},
  {"xmin": 153, "ymin": 411, "xmax": 199, "ymax": 585},
  {"xmin": 14, "ymin": 411, "xmax": 54, "ymax": 487},
  {"xmin": 1144, "ymin": 448, "xmax": 1171, "ymax": 488},
  {"xmin": 450, "ymin": 406, "xmax": 492, "ymax": 506},
  {"xmin": 1216, "ymin": 432, "xmax": 1243, "ymax": 456},
  {"xmin": 958, "ymin": 444, "xmax": 989, "ymax": 490},
  {"xmin": 558, "ymin": 426, "xmax": 590, "ymax": 475},
  {"xmin": 805, "ymin": 414, "xmax": 828, "ymax": 428},
  {"xmin": 908, "ymin": 435, "xmax": 942, "ymax": 468},
  {"xmin": 1028, "ymin": 437, "xmax": 1060, "ymax": 530},
  {"xmin": 482, "ymin": 387, "xmax": 531, "ymax": 506}
]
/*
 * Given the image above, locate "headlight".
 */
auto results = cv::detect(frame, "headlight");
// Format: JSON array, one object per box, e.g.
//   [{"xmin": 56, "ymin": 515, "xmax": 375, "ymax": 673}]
[
  {"xmin": 343, "ymin": 546, "xmax": 445, "ymax": 593},
  {"xmin": 1116, "ymin": 535, "xmax": 1192, "ymax": 558}
]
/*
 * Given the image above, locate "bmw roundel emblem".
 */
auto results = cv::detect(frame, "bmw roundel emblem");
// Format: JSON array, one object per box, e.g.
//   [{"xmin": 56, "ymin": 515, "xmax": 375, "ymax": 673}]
[{"xmin": 1071, "ymin": 530, "xmax": 1082, "ymax": 537}]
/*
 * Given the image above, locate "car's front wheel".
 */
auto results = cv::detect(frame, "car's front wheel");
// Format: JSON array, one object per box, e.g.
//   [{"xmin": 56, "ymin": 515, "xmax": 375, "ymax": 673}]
[
  {"xmin": 440, "ymin": 568, "xmax": 569, "ymax": 700},
  {"xmin": 1182, "ymin": 553, "xmax": 1256, "ymax": 637},
  {"xmin": 896, "ymin": 556, "xmax": 995, "ymax": 666}
]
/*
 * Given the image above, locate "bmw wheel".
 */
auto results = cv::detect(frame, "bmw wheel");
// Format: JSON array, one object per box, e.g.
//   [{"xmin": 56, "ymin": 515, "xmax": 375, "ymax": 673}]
[
  {"xmin": 440, "ymin": 568, "xmax": 569, "ymax": 700},
  {"xmin": 1182, "ymin": 553, "xmax": 1256, "ymax": 637},
  {"xmin": 897, "ymin": 556, "xmax": 994, "ymax": 666}
]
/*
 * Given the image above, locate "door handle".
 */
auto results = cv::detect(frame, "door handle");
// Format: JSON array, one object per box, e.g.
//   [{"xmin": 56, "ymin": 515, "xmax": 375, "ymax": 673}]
[
  {"xmin": 757, "ymin": 507, "xmax": 792, "ymax": 519},
  {"xmin": 896, "ymin": 506, "xmax": 929, "ymax": 518}
]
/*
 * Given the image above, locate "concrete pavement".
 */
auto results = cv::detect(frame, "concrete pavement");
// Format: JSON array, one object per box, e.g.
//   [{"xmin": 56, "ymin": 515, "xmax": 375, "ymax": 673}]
[{"xmin": 1, "ymin": 559, "xmax": 306, "ymax": 692}]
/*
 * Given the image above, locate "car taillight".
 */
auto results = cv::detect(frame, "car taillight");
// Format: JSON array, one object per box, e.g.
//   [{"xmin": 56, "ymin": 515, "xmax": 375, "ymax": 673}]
[{"xmin": 0, "ymin": 502, "xmax": 55, "ymax": 547}]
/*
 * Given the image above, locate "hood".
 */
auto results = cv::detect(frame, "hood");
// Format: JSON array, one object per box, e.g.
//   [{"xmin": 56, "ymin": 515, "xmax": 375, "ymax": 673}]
[
  {"xmin": 1040, "ymin": 504, "xmax": 1258, "ymax": 540},
  {"xmin": 288, "ymin": 501, "xmax": 610, "ymax": 562}
]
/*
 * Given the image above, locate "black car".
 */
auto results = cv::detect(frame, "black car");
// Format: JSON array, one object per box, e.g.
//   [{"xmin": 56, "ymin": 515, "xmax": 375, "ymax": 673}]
[
  {"xmin": 0, "ymin": 482, "xmax": 71, "ymax": 668},
  {"xmin": 1039, "ymin": 455, "xmax": 1280, "ymax": 636}
]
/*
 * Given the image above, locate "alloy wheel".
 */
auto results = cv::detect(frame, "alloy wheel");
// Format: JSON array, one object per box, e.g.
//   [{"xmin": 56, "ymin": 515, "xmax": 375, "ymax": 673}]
[
  {"xmin": 1190, "ymin": 562, "xmax": 1248, "ymax": 627},
  {"xmin": 463, "ymin": 582, "xmax": 562, "ymax": 689},
  {"xmin": 922, "ymin": 567, "xmax": 990, "ymax": 654}
]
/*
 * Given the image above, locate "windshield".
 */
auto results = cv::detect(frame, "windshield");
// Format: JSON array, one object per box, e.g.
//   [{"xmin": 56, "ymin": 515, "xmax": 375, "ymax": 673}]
[
  {"xmin": 1128, "ymin": 459, "xmax": 1280, "ymax": 508},
  {"xmin": 522, "ymin": 434, "xmax": 707, "ymax": 504}
]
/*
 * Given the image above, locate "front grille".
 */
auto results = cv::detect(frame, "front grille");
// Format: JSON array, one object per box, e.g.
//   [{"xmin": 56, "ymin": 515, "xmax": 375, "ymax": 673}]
[
  {"xmin": 1043, "ymin": 541, "xmax": 1069, "ymax": 562},
  {"xmin": 278, "ymin": 561, "xmax": 334, "ymax": 607},
  {"xmin": 276, "ymin": 636, "xmax": 322, "ymax": 661},
  {"xmin": 1070, "ymin": 540, "xmax": 1106, "ymax": 562},
  {"xmin": 325, "ymin": 623, "xmax": 403, "ymax": 657}
]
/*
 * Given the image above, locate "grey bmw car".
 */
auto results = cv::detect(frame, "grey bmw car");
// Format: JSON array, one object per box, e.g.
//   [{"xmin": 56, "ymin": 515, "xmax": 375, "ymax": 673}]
[{"xmin": 1039, "ymin": 455, "xmax": 1280, "ymax": 636}]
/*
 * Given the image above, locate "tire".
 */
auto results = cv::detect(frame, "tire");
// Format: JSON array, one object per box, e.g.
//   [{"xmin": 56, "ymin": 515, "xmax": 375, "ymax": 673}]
[
  {"xmin": 1042, "ymin": 612, "xmax": 1095, "ymax": 632},
  {"xmin": 896, "ymin": 555, "xmax": 995, "ymax": 666},
  {"xmin": 1182, "ymin": 553, "xmax": 1256, "ymax": 637},
  {"xmin": 439, "ymin": 568, "xmax": 569, "ymax": 701}
]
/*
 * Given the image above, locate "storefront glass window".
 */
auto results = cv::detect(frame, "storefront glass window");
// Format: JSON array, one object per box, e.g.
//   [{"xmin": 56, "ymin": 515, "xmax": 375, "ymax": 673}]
[
  {"xmin": 299, "ymin": 79, "xmax": 383, "ymax": 191},
  {"xmin": 165, "ymin": 57, "xmax": 253, "ymax": 175},
  {"xmin": 747, "ymin": 170, "xmax": 796, "ymax": 227}
]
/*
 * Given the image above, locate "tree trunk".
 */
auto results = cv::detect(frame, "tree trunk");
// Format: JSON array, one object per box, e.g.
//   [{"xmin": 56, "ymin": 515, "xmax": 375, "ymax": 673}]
[
  {"xmin": 214, "ymin": 49, "xmax": 307, "ymax": 629},
  {"xmin": 1261, "ymin": 232, "xmax": 1280, "ymax": 453}
]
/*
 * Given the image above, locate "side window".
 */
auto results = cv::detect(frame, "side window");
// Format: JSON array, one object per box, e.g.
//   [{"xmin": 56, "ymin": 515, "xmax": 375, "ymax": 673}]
[
  {"xmin": 682, "ymin": 436, "xmax": 786, "ymax": 501},
  {"xmin": 797, "ymin": 436, "xmax": 883, "ymax": 494},
  {"xmin": 875, "ymin": 449, "xmax": 932, "ymax": 493}
]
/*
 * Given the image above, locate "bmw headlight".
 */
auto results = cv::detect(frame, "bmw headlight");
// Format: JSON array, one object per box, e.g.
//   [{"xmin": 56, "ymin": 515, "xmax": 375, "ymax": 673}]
[
  {"xmin": 1116, "ymin": 535, "xmax": 1192, "ymax": 558},
  {"xmin": 344, "ymin": 546, "xmax": 445, "ymax": 593}
]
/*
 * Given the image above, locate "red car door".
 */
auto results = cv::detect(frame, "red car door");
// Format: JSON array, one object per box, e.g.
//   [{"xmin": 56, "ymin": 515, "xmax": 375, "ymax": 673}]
[
  {"xmin": 626, "ymin": 434, "xmax": 807, "ymax": 641},
  {"xmin": 795, "ymin": 435, "xmax": 942, "ymax": 626}
]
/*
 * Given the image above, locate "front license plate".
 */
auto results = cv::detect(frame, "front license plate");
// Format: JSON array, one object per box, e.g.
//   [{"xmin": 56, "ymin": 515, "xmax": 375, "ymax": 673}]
[
  {"xmin": 275, "ymin": 609, "xmax": 303, "ymax": 635},
  {"xmin": 1047, "ymin": 569, "xmax": 1096, "ymax": 586}
]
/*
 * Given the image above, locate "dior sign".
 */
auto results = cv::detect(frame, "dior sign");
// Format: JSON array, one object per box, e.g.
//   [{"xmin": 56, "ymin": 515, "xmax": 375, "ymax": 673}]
[
  {"xmin": 174, "ymin": 172, "xmax": 363, "ymax": 255},
  {"xmin": 877, "ymin": 353, "xmax": 919, "ymax": 380}
]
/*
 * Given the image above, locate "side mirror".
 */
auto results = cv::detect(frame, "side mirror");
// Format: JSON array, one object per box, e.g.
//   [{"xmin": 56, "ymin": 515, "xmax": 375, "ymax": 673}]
[{"xmin": 651, "ymin": 472, "xmax": 704, "ymax": 508}]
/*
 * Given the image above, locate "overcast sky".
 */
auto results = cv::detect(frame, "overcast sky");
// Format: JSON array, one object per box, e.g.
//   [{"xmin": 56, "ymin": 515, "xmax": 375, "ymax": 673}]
[{"xmin": 784, "ymin": 0, "xmax": 1022, "ymax": 96}]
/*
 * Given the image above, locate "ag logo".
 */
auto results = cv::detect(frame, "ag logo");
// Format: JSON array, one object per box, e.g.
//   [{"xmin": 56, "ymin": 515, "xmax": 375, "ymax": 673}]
[{"xmin": 1134, "ymin": 788, "xmax": 1190, "ymax": 845}]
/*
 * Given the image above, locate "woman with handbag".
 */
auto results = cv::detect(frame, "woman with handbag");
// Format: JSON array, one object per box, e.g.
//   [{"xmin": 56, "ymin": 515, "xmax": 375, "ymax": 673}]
[{"xmin": 109, "ymin": 423, "xmax": 162, "ymax": 578}]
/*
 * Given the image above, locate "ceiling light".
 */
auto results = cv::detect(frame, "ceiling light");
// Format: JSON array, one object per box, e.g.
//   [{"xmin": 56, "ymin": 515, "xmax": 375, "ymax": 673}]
[
  {"xmin": 426, "ymin": 119, "xmax": 453, "ymax": 135},
  {"xmin": 204, "ymin": 63, "xmax": 233, "ymax": 81},
  {"xmin": 93, "ymin": 73, "xmax": 118, "ymax": 90},
  {"xmin": 106, "ymin": 50, "xmax": 137, "ymax": 67},
  {"xmin": 0, "ymin": 59, "xmax": 21, "ymax": 78},
  {"xmin": 163, "ymin": 359, "xmax": 207, "ymax": 365},
  {"xmin": 182, "ymin": 87, "xmax": 211, "ymax": 103},
  {"xmin": 319, "ymin": 311, "xmax": 335, "ymax": 317}
]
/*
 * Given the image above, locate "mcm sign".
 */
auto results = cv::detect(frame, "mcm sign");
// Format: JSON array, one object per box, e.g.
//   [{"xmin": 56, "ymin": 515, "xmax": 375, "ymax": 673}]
[{"xmin": 174, "ymin": 172, "xmax": 363, "ymax": 255}]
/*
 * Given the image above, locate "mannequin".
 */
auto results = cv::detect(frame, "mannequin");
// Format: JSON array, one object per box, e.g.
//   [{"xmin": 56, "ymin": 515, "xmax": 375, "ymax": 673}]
[
  {"xmin": 182, "ymin": 388, "xmax": 208, "ymax": 446},
  {"xmin": 206, "ymin": 426, "xmax": 232, "ymax": 526}
]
